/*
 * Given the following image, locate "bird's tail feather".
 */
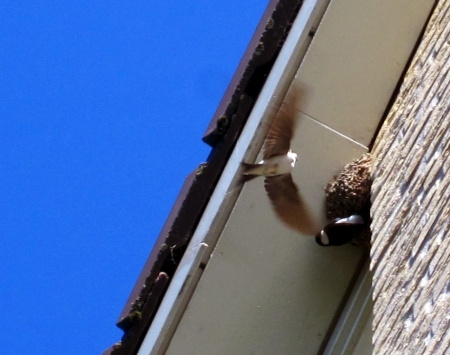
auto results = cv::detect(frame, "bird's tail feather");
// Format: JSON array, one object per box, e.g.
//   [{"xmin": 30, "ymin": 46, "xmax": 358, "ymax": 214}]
[
  {"xmin": 241, "ymin": 162, "xmax": 264, "ymax": 175},
  {"xmin": 238, "ymin": 162, "xmax": 260, "ymax": 184}
]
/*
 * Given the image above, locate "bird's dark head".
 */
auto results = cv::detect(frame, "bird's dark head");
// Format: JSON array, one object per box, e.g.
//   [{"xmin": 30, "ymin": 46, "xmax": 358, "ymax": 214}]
[{"xmin": 316, "ymin": 215, "xmax": 366, "ymax": 247}]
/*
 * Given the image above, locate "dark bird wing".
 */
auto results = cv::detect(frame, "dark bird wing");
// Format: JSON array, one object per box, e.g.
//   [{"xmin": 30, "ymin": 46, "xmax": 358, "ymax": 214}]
[
  {"xmin": 264, "ymin": 174, "xmax": 316, "ymax": 235},
  {"xmin": 263, "ymin": 88, "xmax": 300, "ymax": 159}
]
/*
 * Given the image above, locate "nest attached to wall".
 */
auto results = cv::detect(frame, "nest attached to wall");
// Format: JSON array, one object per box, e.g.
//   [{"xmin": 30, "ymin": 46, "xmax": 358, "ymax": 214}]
[{"xmin": 325, "ymin": 153, "xmax": 373, "ymax": 220}]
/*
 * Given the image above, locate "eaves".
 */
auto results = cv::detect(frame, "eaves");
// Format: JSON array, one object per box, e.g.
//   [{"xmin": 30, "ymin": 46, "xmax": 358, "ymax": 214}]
[{"xmin": 103, "ymin": 1, "xmax": 305, "ymax": 354}]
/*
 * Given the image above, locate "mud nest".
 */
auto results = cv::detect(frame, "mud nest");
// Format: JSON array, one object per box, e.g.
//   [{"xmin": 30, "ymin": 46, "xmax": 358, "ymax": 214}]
[{"xmin": 325, "ymin": 153, "xmax": 373, "ymax": 220}]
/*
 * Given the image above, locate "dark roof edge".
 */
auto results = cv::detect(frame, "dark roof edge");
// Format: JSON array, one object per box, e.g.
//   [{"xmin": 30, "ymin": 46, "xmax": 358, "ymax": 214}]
[
  {"xmin": 203, "ymin": 0, "xmax": 303, "ymax": 147},
  {"xmin": 104, "ymin": 1, "xmax": 303, "ymax": 354}
]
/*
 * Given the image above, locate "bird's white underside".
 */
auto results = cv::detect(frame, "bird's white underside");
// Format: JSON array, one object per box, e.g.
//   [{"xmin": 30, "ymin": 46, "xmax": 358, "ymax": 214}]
[{"xmin": 245, "ymin": 150, "xmax": 298, "ymax": 177}]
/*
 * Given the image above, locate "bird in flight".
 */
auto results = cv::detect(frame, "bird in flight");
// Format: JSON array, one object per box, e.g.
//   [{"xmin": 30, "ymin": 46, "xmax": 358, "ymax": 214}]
[{"xmin": 242, "ymin": 87, "xmax": 315, "ymax": 235}]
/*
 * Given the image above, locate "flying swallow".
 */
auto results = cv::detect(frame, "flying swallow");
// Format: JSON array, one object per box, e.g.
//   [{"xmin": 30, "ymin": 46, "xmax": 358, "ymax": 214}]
[
  {"xmin": 242, "ymin": 88, "xmax": 315, "ymax": 235},
  {"xmin": 315, "ymin": 215, "xmax": 366, "ymax": 246}
]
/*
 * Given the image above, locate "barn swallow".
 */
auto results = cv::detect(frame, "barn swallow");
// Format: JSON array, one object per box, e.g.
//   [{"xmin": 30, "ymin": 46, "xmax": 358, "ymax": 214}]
[
  {"xmin": 315, "ymin": 215, "xmax": 365, "ymax": 246},
  {"xmin": 242, "ymin": 87, "xmax": 315, "ymax": 235}
]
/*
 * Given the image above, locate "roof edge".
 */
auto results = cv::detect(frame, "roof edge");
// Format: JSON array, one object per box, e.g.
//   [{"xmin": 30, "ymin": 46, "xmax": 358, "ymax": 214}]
[{"xmin": 104, "ymin": 0, "xmax": 304, "ymax": 354}]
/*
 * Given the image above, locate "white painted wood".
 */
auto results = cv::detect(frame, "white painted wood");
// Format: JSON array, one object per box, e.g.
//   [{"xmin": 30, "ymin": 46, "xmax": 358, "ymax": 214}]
[
  {"xmin": 323, "ymin": 261, "xmax": 374, "ymax": 355},
  {"xmin": 351, "ymin": 315, "xmax": 374, "ymax": 355},
  {"xmin": 295, "ymin": 0, "xmax": 436, "ymax": 146}
]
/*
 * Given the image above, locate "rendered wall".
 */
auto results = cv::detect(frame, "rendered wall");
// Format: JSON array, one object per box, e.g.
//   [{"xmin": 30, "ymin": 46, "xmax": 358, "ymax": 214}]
[{"xmin": 371, "ymin": 2, "xmax": 450, "ymax": 353}]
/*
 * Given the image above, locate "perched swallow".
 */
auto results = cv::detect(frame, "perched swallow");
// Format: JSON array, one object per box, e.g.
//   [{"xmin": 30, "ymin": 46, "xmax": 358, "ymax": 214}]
[
  {"xmin": 242, "ymin": 88, "xmax": 315, "ymax": 235},
  {"xmin": 315, "ymin": 215, "xmax": 366, "ymax": 246}
]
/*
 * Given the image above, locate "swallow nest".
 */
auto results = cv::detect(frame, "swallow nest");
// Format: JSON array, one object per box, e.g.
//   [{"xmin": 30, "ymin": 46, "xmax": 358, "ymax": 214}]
[{"xmin": 325, "ymin": 153, "xmax": 373, "ymax": 220}]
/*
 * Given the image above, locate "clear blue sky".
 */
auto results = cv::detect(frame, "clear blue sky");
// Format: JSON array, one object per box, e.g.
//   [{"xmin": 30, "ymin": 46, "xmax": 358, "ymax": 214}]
[{"xmin": 0, "ymin": 1, "xmax": 268, "ymax": 354}]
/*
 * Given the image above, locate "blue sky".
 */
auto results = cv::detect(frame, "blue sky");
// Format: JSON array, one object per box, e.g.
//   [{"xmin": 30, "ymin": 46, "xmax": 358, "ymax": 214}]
[{"xmin": 0, "ymin": 1, "xmax": 268, "ymax": 354}]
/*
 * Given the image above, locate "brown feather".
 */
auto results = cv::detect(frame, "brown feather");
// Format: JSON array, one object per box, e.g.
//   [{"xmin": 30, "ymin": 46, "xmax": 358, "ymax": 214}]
[
  {"xmin": 264, "ymin": 174, "xmax": 316, "ymax": 235},
  {"xmin": 263, "ymin": 104, "xmax": 294, "ymax": 158},
  {"xmin": 263, "ymin": 87, "xmax": 300, "ymax": 159}
]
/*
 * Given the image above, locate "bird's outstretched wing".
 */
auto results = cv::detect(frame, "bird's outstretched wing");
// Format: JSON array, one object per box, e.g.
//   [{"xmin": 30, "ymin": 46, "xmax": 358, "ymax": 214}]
[
  {"xmin": 264, "ymin": 174, "xmax": 315, "ymax": 235},
  {"xmin": 263, "ymin": 104, "xmax": 294, "ymax": 159},
  {"xmin": 263, "ymin": 87, "xmax": 300, "ymax": 159}
]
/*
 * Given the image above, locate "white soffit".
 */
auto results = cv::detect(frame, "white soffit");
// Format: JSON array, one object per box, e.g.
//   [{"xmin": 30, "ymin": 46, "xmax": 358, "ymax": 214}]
[
  {"xmin": 297, "ymin": 0, "xmax": 436, "ymax": 146},
  {"xmin": 138, "ymin": 0, "xmax": 436, "ymax": 354},
  {"xmin": 322, "ymin": 261, "xmax": 374, "ymax": 355}
]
